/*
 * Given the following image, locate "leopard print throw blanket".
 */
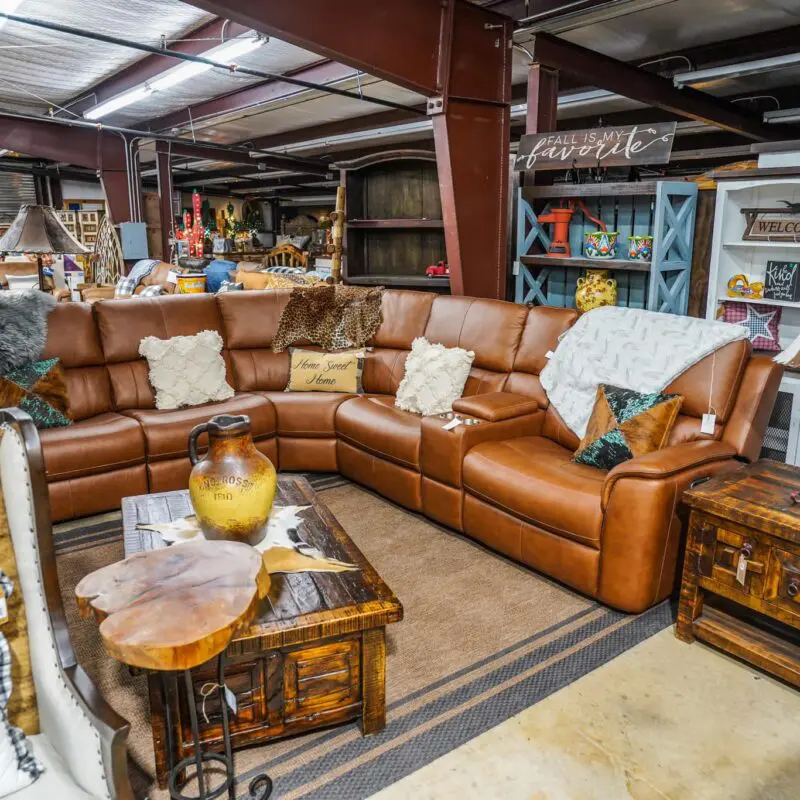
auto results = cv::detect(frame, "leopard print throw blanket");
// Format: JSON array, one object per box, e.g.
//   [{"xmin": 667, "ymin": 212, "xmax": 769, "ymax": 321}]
[{"xmin": 272, "ymin": 285, "xmax": 384, "ymax": 352}]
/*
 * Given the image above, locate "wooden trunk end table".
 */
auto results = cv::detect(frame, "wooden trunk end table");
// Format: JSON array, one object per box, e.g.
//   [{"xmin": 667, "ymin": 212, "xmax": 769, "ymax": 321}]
[
  {"xmin": 122, "ymin": 476, "xmax": 403, "ymax": 789},
  {"xmin": 677, "ymin": 460, "xmax": 800, "ymax": 686}
]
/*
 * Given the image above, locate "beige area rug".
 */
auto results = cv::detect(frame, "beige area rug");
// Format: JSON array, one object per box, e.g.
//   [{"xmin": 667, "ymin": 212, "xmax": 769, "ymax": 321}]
[{"xmin": 55, "ymin": 479, "xmax": 671, "ymax": 799}]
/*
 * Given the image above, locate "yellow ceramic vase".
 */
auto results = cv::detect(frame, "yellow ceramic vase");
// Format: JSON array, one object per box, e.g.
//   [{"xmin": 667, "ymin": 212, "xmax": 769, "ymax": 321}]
[
  {"xmin": 575, "ymin": 269, "xmax": 618, "ymax": 313},
  {"xmin": 188, "ymin": 414, "xmax": 277, "ymax": 546}
]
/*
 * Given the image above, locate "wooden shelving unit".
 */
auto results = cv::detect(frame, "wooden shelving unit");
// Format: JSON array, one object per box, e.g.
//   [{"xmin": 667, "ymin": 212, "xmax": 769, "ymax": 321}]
[
  {"xmin": 339, "ymin": 150, "xmax": 448, "ymax": 291},
  {"xmin": 520, "ymin": 254, "xmax": 651, "ymax": 273},
  {"xmin": 515, "ymin": 180, "xmax": 697, "ymax": 314}
]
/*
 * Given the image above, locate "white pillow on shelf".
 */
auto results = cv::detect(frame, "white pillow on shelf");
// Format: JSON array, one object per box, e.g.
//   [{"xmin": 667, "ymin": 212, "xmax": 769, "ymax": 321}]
[
  {"xmin": 139, "ymin": 330, "xmax": 234, "ymax": 410},
  {"xmin": 395, "ymin": 337, "xmax": 475, "ymax": 416}
]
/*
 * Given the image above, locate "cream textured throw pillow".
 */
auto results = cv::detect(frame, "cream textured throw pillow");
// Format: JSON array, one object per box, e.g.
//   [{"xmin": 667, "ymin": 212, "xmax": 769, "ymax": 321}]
[
  {"xmin": 395, "ymin": 337, "xmax": 475, "ymax": 416},
  {"xmin": 139, "ymin": 330, "xmax": 234, "ymax": 410}
]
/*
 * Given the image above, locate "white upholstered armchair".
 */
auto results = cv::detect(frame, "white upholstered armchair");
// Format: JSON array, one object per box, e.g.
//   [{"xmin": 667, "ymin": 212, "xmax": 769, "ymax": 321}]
[{"xmin": 0, "ymin": 408, "xmax": 132, "ymax": 799}]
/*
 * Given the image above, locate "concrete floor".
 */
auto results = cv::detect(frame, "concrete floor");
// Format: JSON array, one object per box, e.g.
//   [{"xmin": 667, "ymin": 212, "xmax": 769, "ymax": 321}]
[{"xmin": 373, "ymin": 627, "xmax": 800, "ymax": 800}]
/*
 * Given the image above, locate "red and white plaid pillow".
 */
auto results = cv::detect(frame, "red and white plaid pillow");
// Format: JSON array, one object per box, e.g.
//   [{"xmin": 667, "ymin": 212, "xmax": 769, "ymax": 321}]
[{"xmin": 721, "ymin": 301, "xmax": 782, "ymax": 352}]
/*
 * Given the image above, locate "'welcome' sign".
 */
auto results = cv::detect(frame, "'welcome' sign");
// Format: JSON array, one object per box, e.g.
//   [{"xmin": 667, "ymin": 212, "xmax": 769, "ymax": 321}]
[{"xmin": 516, "ymin": 122, "xmax": 677, "ymax": 172}]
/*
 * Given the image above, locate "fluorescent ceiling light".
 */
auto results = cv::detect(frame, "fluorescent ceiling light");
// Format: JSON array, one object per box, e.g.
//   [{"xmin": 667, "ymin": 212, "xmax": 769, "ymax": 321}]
[
  {"xmin": 0, "ymin": 0, "xmax": 23, "ymax": 32},
  {"xmin": 84, "ymin": 36, "xmax": 265, "ymax": 120},
  {"xmin": 517, "ymin": 0, "xmax": 676, "ymax": 35},
  {"xmin": 765, "ymin": 108, "xmax": 800, "ymax": 125},
  {"xmin": 674, "ymin": 52, "xmax": 800, "ymax": 88}
]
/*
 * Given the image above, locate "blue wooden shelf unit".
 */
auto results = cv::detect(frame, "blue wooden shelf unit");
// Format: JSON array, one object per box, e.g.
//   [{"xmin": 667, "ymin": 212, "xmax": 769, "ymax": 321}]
[{"xmin": 514, "ymin": 180, "xmax": 698, "ymax": 315}]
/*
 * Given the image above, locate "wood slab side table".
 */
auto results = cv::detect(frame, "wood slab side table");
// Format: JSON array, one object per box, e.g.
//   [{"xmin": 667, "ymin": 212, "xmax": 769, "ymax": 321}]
[
  {"xmin": 76, "ymin": 539, "xmax": 273, "ymax": 800},
  {"xmin": 677, "ymin": 460, "xmax": 800, "ymax": 687}
]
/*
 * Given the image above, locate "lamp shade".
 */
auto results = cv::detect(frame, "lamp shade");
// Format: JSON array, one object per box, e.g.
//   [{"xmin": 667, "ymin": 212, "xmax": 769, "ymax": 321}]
[{"xmin": 0, "ymin": 205, "xmax": 89, "ymax": 254}]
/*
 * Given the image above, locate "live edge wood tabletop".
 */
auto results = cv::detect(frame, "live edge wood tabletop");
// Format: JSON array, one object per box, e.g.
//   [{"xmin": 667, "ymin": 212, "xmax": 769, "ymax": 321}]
[{"xmin": 677, "ymin": 460, "xmax": 800, "ymax": 687}]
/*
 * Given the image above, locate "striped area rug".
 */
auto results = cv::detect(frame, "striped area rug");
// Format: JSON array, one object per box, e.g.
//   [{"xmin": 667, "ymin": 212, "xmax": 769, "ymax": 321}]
[{"xmin": 55, "ymin": 474, "xmax": 672, "ymax": 799}]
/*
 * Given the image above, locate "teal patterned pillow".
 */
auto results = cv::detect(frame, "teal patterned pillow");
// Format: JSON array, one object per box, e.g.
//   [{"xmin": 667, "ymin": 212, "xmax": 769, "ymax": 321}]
[
  {"xmin": 0, "ymin": 359, "xmax": 72, "ymax": 429},
  {"xmin": 574, "ymin": 384, "xmax": 683, "ymax": 470}
]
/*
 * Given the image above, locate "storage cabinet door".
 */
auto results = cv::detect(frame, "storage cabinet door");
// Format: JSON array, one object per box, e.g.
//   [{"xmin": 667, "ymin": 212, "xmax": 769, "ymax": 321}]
[
  {"xmin": 764, "ymin": 547, "xmax": 800, "ymax": 620},
  {"xmin": 702, "ymin": 526, "xmax": 770, "ymax": 598},
  {"xmin": 283, "ymin": 639, "xmax": 361, "ymax": 724}
]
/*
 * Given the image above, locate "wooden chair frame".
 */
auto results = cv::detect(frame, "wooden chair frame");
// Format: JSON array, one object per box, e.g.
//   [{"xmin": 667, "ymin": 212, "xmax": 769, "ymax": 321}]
[{"xmin": 265, "ymin": 243, "xmax": 309, "ymax": 269}]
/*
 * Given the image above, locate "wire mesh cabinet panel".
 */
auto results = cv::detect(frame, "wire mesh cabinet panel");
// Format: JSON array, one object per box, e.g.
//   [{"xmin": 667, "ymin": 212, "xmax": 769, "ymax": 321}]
[{"xmin": 761, "ymin": 374, "xmax": 800, "ymax": 465}]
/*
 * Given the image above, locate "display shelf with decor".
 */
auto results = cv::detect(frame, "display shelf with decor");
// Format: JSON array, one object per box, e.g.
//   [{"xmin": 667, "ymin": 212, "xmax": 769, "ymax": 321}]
[
  {"xmin": 338, "ymin": 150, "xmax": 449, "ymax": 291},
  {"xmin": 707, "ymin": 176, "xmax": 800, "ymax": 465},
  {"xmin": 515, "ymin": 180, "xmax": 697, "ymax": 314}
]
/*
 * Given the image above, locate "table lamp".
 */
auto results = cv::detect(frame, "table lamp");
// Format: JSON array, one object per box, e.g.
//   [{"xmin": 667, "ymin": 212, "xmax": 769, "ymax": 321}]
[{"xmin": 0, "ymin": 205, "xmax": 89, "ymax": 291}]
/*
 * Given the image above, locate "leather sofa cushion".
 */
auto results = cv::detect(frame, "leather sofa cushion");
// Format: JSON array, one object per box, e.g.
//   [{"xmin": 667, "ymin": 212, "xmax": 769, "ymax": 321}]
[
  {"xmin": 424, "ymin": 296, "xmax": 528, "ymax": 373},
  {"xmin": 361, "ymin": 349, "xmax": 409, "ymax": 395},
  {"xmin": 41, "ymin": 303, "xmax": 114, "ymax": 420},
  {"xmin": 95, "ymin": 294, "xmax": 224, "ymax": 363},
  {"xmin": 230, "ymin": 350, "xmax": 290, "ymax": 392},
  {"xmin": 336, "ymin": 395, "xmax": 422, "ymax": 470},
  {"xmin": 263, "ymin": 391, "xmax": 353, "ymax": 438},
  {"xmin": 369, "ymin": 291, "xmax": 435, "ymax": 349},
  {"xmin": 40, "ymin": 412, "xmax": 145, "ymax": 481},
  {"xmin": 123, "ymin": 393, "xmax": 275, "ymax": 461},
  {"xmin": 463, "ymin": 436, "xmax": 605, "ymax": 548},
  {"xmin": 218, "ymin": 290, "xmax": 292, "ymax": 349},
  {"xmin": 665, "ymin": 338, "xmax": 749, "ymax": 422}
]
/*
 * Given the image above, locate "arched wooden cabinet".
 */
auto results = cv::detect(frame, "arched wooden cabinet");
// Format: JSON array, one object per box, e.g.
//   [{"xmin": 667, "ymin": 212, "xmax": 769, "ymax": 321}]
[{"xmin": 337, "ymin": 150, "xmax": 449, "ymax": 289}]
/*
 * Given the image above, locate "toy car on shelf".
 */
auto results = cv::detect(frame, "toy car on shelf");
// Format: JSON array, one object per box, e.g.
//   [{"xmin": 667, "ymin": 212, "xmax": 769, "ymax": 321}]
[{"xmin": 426, "ymin": 261, "xmax": 450, "ymax": 277}]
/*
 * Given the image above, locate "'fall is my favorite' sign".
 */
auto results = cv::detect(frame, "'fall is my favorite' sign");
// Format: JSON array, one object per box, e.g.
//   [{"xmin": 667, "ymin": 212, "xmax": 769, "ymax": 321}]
[{"xmin": 516, "ymin": 123, "xmax": 677, "ymax": 171}]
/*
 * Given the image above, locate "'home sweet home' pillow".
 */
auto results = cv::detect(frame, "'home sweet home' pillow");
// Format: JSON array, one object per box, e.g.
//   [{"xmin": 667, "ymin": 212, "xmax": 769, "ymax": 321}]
[{"xmin": 286, "ymin": 349, "xmax": 364, "ymax": 394}]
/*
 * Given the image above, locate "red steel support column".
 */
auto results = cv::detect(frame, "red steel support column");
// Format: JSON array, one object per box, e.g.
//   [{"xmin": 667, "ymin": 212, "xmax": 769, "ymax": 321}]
[
  {"xmin": 156, "ymin": 144, "xmax": 174, "ymax": 261},
  {"xmin": 181, "ymin": 0, "xmax": 512, "ymax": 299},
  {"xmin": 526, "ymin": 64, "xmax": 559, "ymax": 135}
]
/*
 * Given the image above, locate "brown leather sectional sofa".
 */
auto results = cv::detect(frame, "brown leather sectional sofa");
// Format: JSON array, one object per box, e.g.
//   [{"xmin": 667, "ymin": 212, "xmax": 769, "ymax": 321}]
[{"xmin": 39, "ymin": 290, "xmax": 781, "ymax": 612}]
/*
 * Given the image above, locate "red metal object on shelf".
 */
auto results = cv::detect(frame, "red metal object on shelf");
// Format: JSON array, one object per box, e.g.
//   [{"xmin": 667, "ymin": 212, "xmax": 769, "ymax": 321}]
[
  {"xmin": 537, "ymin": 199, "xmax": 607, "ymax": 258},
  {"xmin": 425, "ymin": 260, "xmax": 450, "ymax": 277}
]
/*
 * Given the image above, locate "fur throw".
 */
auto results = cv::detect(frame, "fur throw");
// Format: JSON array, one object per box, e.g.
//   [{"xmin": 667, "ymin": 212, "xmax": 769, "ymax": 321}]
[
  {"xmin": 0, "ymin": 291, "xmax": 56, "ymax": 374},
  {"xmin": 272, "ymin": 285, "xmax": 384, "ymax": 353}
]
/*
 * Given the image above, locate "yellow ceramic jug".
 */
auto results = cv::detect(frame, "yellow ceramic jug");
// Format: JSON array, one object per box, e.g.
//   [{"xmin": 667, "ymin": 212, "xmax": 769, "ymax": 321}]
[
  {"xmin": 575, "ymin": 269, "xmax": 618, "ymax": 313},
  {"xmin": 188, "ymin": 414, "xmax": 277, "ymax": 546}
]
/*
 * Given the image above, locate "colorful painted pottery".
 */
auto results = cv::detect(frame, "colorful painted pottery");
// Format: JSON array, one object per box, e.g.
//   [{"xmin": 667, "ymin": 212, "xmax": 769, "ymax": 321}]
[
  {"xmin": 584, "ymin": 230, "xmax": 619, "ymax": 259},
  {"xmin": 176, "ymin": 272, "xmax": 207, "ymax": 294},
  {"xmin": 575, "ymin": 269, "xmax": 618, "ymax": 313},
  {"xmin": 627, "ymin": 234, "xmax": 654, "ymax": 261},
  {"xmin": 188, "ymin": 414, "xmax": 278, "ymax": 546}
]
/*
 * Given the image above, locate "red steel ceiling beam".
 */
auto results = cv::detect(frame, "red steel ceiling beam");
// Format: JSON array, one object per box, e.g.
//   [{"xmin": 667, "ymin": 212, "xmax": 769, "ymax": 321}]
[
  {"xmin": 166, "ymin": 141, "xmax": 331, "ymax": 175},
  {"xmin": 0, "ymin": 113, "xmax": 131, "ymax": 222},
  {"xmin": 147, "ymin": 60, "xmax": 356, "ymax": 132},
  {"xmin": 61, "ymin": 18, "xmax": 251, "ymax": 119},
  {"xmin": 532, "ymin": 32, "xmax": 779, "ymax": 142},
  {"xmin": 182, "ymin": 0, "xmax": 513, "ymax": 299}
]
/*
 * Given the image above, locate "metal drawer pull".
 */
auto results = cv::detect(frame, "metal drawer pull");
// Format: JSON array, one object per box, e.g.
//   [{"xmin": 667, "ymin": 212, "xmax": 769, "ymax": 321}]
[{"xmin": 788, "ymin": 580, "xmax": 800, "ymax": 598}]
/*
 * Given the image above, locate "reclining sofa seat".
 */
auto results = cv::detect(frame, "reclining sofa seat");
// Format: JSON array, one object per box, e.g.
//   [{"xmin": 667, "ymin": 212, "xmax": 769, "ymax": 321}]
[
  {"xmin": 35, "ymin": 290, "xmax": 781, "ymax": 614},
  {"xmin": 93, "ymin": 294, "xmax": 277, "ymax": 494}
]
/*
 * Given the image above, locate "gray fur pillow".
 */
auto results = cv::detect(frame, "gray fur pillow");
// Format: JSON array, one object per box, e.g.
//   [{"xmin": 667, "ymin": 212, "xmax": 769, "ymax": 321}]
[{"xmin": 0, "ymin": 291, "xmax": 57, "ymax": 375}]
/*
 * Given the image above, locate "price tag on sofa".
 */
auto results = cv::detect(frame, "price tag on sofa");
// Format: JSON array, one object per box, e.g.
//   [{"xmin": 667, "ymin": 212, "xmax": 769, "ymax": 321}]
[
  {"xmin": 701, "ymin": 414, "xmax": 716, "ymax": 435},
  {"xmin": 443, "ymin": 418, "xmax": 463, "ymax": 431}
]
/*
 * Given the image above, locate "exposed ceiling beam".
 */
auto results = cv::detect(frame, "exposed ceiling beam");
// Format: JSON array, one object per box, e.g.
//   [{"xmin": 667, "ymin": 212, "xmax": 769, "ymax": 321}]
[
  {"xmin": 59, "ymin": 18, "xmax": 250, "ymax": 119},
  {"xmin": 146, "ymin": 60, "xmax": 356, "ymax": 132},
  {"xmin": 532, "ymin": 33, "xmax": 781, "ymax": 141},
  {"xmin": 165, "ymin": 141, "xmax": 331, "ymax": 175}
]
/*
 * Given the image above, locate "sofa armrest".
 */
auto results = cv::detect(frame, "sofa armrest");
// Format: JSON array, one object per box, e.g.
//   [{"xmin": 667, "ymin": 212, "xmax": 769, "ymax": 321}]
[
  {"xmin": 452, "ymin": 392, "xmax": 542, "ymax": 422},
  {"xmin": 602, "ymin": 440, "xmax": 737, "ymax": 509}
]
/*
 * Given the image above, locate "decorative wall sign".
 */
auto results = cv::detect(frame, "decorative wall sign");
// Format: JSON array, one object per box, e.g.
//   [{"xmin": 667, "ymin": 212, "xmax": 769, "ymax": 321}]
[
  {"xmin": 764, "ymin": 260, "xmax": 800, "ymax": 302},
  {"xmin": 515, "ymin": 123, "xmax": 676, "ymax": 172},
  {"xmin": 742, "ymin": 204, "xmax": 800, "ymax": 242}
]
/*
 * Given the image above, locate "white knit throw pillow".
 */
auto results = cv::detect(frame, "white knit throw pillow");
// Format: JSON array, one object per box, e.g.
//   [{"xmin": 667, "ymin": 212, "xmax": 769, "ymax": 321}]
[
  {"xmin": 395, "ymin": 337, "xmax": 475, "ymax": 416},
  {"xmin": 139, "ymin": 330, "xmax": 234, "ymax": 410}
]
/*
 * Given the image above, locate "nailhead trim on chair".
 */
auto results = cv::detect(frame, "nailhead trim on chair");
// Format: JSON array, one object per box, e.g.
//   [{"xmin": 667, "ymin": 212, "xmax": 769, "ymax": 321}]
[{"xmin": 3, "ymin": 425, "xmax": 110, "ymax": 799}]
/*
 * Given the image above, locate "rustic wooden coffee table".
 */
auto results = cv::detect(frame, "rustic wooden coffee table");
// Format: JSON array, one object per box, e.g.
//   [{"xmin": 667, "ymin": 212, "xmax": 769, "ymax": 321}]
[{"xmin": 122, "ymin": 476, "xmax": 403, "ymax": 789}]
